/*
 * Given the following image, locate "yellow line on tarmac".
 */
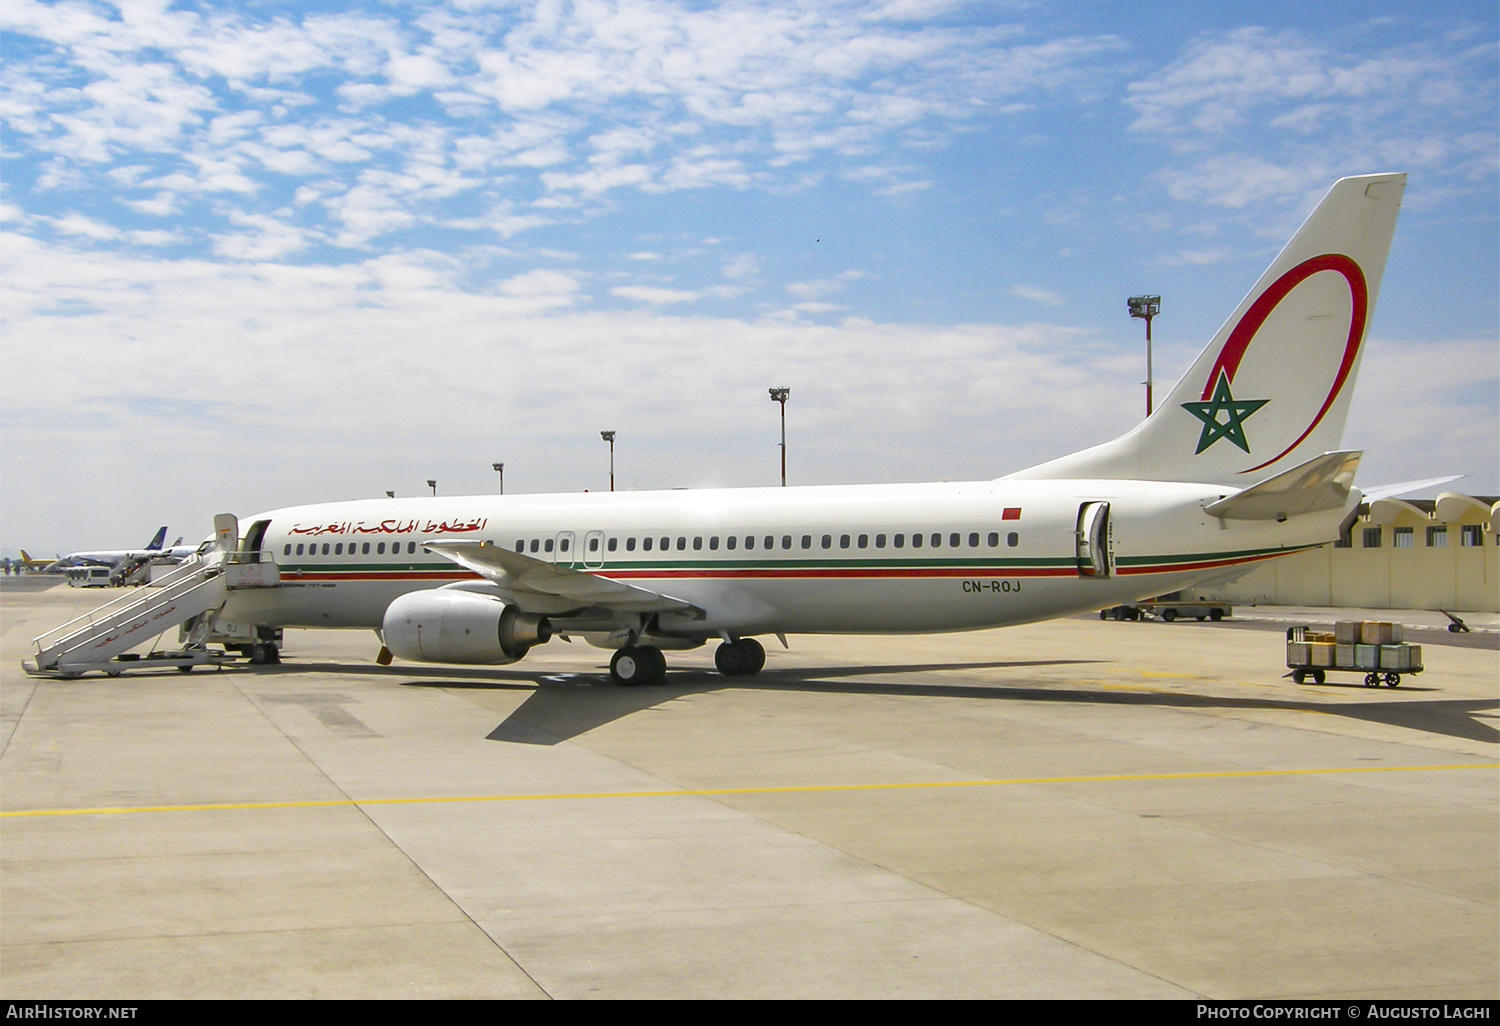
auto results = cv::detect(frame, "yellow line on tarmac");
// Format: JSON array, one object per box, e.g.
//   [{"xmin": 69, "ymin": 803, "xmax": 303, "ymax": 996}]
[{"xmin": 2, "ymin": 762, "xmax": 1495, "ymax": 819}]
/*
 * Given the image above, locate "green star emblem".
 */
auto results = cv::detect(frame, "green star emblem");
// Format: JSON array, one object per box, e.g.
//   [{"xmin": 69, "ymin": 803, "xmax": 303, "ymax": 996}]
[{"xmin": 1181, "ymin": 371, "xmax": 1269, "ymax": 454}]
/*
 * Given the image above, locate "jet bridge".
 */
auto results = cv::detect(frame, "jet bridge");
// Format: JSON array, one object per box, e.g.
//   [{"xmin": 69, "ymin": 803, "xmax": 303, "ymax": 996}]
[{"xmin": 23, "ymin": 515, "xmax": 280, "ymax": 678}]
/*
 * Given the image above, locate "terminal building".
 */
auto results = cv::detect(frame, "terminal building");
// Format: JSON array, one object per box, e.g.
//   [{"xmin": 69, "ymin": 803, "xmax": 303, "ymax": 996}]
[{"xmin": 1212, "ymin": 491, "xmax": 1499, "ymax": 612}]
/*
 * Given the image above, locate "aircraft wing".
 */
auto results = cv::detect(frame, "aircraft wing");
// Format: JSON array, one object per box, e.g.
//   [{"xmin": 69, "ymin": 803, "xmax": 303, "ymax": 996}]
[{"xmin": 423, "ymin": 540, "xmax": 701, "ymax": 616}]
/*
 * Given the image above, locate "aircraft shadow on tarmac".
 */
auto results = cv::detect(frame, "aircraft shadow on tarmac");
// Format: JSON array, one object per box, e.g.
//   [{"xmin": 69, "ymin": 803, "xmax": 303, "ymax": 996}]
[{"xmin": 365, "ymin": 658, "xmax": 1499, "ymax": 749}]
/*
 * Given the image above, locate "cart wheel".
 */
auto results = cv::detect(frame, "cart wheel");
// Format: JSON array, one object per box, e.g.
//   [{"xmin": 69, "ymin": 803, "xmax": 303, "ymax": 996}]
[
  {"xmin": 1210, "ymin": 609, "xmax": 1224, "ymax": 621},
  {"xmin": 177, "ymin": 665, "xmax": 193, "ymax": 673},
  {"xmin": 1163, "ymin": 609, "xmax": 1177, "ymax": 622},
  {"xmin": 1293, "ymin": 670, "xmax": 1307, "ymax": 684},
  {"xmin": 1384, "ymin": 673, "xmax": 1401, "ymax": 688},
  {"xmin": 1313, "ymin": 669, "xmax": 1325, "ymax": 685},
  {"xmin": 1364, "ymin": 672, "xmax": 1379, "ymax": 687}
]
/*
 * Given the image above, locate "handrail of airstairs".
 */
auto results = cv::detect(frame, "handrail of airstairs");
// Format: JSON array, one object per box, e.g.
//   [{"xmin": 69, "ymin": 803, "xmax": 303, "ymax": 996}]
[{"xmin": 30, "ymin": 551, "xmax": 226, "ymax": 662}]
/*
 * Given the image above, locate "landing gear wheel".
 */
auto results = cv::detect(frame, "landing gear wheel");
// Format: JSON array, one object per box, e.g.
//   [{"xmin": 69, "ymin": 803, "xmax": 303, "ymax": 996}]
[
  {"xmin": 739, "ymin": 638, "xmax": 765, "ymax": 674},
  {"xmin": 611, "ymin": 647, "xmax": 648, "ymax": 686},
  {"xmin": 640, "ymin": 646, "xmax": 667, "ymax": 684},
  {"xmin": 715, "ymin": 641, "xmax": 747, "ymax": 676},
  {"xmin": 250, "ymin": 643, "xmax": 270, "ymax": 665},
  {"xmin": 715, "ymin": 638, "xmax": 766, "ymax": 677},
  {"xmin": 1384, "ymin": 672, "xmax": 1401, "ymax": 688},
  {"xmin": 1364, "ymin": 672, "xmax": 1380, "ymax": 688}
]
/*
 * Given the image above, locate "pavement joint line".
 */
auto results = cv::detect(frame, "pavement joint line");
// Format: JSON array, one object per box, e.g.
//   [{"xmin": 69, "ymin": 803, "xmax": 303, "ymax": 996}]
[{"xmin": 3, "ymin": 762, "xmax": 1496, "ymax": 818}]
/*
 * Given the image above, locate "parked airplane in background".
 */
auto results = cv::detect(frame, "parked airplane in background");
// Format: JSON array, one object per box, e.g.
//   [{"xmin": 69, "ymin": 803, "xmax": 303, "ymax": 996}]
[
  {"xmin": 47, "ymin": 175, "xmax": 1411, "ymax": 687},
  {"xmin": 44, "ymin": 527, "xmax": 169, "ymax": 571},
  {"xmin": 15, "ymin": 551, "xmax": 57, "ymax": 572}
]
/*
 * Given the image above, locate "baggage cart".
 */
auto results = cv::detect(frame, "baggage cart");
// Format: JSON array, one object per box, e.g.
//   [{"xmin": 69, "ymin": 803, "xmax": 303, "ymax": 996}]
[{"xmin": 1285, "ymin": 623, "xmax": 1422, "ymax": 687}]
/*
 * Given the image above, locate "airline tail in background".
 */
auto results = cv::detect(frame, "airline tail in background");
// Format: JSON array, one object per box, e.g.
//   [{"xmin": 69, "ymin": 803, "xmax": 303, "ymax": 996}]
[
  {"xmin": 1011, "ymin": 173, "xmax": 1406, "ymax": 487},
  {"xmin": 146, "ymin": 527, "xmax": 168, "ymax": 551}
]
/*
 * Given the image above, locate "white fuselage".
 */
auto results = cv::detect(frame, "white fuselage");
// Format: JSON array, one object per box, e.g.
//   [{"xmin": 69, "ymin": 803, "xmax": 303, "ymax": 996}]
[{"xmin": 223, "ymin": 478, "xmax": 1352, "ymax": 639}]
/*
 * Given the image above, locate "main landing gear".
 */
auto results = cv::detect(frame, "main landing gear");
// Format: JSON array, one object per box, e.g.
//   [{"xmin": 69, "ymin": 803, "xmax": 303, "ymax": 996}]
[
  {"xmin": 608, "ymin": 637, "xmax": 767, "ymax": 686},
  {"xmin": 610, "ymin": 646, "xmax": 667, "ymax": 686}
]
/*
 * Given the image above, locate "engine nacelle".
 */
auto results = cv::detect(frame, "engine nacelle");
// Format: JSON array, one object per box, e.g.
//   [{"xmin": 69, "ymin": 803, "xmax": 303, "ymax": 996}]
[{"xmin": 382, "ymin": 589, "xmax": 551, "ymax": 665}]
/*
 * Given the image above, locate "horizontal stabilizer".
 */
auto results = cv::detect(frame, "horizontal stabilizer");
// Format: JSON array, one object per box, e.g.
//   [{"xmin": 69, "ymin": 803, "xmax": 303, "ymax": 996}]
[
  {"xmin": 1360, "ymin": 475, "xmax": 1463, "ymax": 503},
  {"xmin": 1204, "ymin": 451, "xmax": 1361, "ymax": 520},
  {"xmin": 424, "ymin": 540, "xmax": 700, "ymax": 615}
]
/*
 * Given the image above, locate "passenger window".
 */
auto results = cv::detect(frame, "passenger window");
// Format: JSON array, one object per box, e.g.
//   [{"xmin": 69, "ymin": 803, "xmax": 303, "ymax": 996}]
[
  {"xmin": 893, "ymin": 534, "xmax": 904, "ymax": 548},
  {"xmin": 661, "ymin": 537, "xmax": 669, "ymax": 550},
  {"xmin": 409, "ymin": 542, "xmax": 417, "ymax": 554},
  {"xmin": 911, "ymin": 533, "xmax": 922, "ymax": 548},
  {"xmin": 949, "ymin": 533, "xmax": 960, "ymax": 547},
  {"xmin": 560, "ymin": 538, "xmax": 569, "ymax": 552},
  {"xmin": 745, "ymin": 536, "xmax": 754, "ymax": 550},
  {"xmin": 377, "ymin": 542, "xmax": 386, "ymax": 554},
  {"xmin": 781, "ymin": 536, "xmax": 792, "ymax": 549},
  {"xmin": 709, "ymin": 537, "xmax": 718, "ymax": 550},
  {"xmin": 362, "ymin": 542, "xmax": 370, "ymax": 555},
  {"xmin": 692, "ymin": 537, "xmax": 702, "ymax": 551},
  {"xmin": 875, "ymin": 534, "xmax": 886, "ymax": 548},
  {"xmin": 335, "ymin": 543, "xmax": 343, "ymax": 555},
  {"xmin": 529, "ymin": 539, "xmax": 539, "ymax": 553},
  {"xmin": 321, "ymin": 543, "xmax": 330, "ymax": 555},
  {"xmin": 840, "ymin": 534, "xmax": 850, "ymax": 549},
  {"xmin": 284, "ymin": 544, "xmax": 291, "ymax": 556},
  {"xmin": 821, "ymin": 534, "xmax": 831, "ymax": 549},
  {"xmin": 765, "ymin": 536, "xmax": 774, "ymax": 550},
  {"xmin": 608, "ymin": 538, "xmax": 618, "ymax": 552},
  {"xmin": 1007, "ymin": 532, "xmax": 1018, "ymax": 547},
  {"xmin": 987, "ymin": 532, "xmax": 999, "ymax": 547},
  {"xmin": 544, "ymin": 539, "xmax": 554, "ymax": 553},
  {"xmin": 931, "ymin": 533, "xmax": 940, "ymax": 547},
  {"xmin": 589, "ymin": 537, "xmax": 599, "ymax": 552},
  {"xmin": 727, "ymin": 536, "xmax": 736, "ymax": 550},
  {"xmin": 296, "ymin": 543, "xmax": 304, "ymax": 555},
  {"xmin": 800, "ymin": 535, "xmax": 811, "ymax": 549},
  {"xmin": 858, "ymin": 534, "xmax": 868, "ymax": 548},
  {"xmin": 627, "ymin": 537, "xmax": 637, "ymax": 551},
  {"xmin": 515, "ymin": 540, "xmax": 524, "ymax": 552},
  {"xmin": 968, "ymin": 532, "xmax": 979, "ymax": 547},
  {"xmin": 676, "ymin": 537, "xmax": 686, "ymax": 551},
  {"xmin": 643, "ymin": 537, "xmax": 653, "ymax": 551}
]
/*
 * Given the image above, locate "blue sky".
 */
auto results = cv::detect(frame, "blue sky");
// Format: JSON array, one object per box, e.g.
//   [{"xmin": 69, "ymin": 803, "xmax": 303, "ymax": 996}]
[{"xmin": 2, "ymin": 0, "xmax": 1496, "ymax": 554}]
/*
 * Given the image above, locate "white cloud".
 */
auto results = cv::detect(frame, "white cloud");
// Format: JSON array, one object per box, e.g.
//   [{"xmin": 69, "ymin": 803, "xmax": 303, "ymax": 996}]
[{"xmin": 1009, "ymin": 285, "xmax": 1062, "ymax": 306}]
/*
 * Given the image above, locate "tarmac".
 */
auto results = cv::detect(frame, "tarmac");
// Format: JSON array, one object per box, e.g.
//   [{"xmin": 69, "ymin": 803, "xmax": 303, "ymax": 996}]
[{"xmin": 2, "ymin": 575, "xmax": 1496, "ymax": 999}]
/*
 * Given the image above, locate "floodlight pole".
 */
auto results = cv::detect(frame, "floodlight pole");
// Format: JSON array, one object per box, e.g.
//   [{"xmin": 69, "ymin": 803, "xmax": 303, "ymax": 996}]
[
  {"xmin": 492, "ymin": 462, "xmax": 504, "ymax": 495},
  {"xmin": 1128, "ymin": 295, "xmax": 1161, "ymax": 416},
  {"xmin": 768, "ymin": 387, "xmax": 790, "ymax": 486},
  {"xmin": 600, "ymin": 431, "xmax": 615, "ymax": 491}
]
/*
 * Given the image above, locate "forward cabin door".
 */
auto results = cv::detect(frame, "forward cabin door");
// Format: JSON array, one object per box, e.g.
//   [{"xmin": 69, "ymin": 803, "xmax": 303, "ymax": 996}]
[{"xmin": 1075, "ymin": 501, "xmax": 1113, "ymax": 578}]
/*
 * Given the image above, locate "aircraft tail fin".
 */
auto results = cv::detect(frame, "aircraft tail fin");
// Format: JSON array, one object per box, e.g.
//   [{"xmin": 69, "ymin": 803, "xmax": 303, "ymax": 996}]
[
  {"xmin": 1009, "ymin": 173, "xmax": 1405, "ymax": 488},
  {"xmin": 146, "ymin": 527, "xmax": 167, "ymax": 551}
]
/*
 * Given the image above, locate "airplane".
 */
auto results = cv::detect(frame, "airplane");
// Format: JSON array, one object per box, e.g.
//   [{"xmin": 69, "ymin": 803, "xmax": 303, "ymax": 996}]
[
  {"xmin": 212, "ymin": 173, "xmax": 1406, "ymax": 684},
  {"xmin": 15, "ymin": 550, "xmax": 57, "ymax": 572},
  {"xmin": 43, "ymin": 526, "xmax": 170, "ymax": 571}
]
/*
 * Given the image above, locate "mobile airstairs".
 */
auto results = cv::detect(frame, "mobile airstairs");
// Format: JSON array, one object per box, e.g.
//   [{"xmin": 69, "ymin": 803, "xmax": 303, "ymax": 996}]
[{"xmin": 23, "ymin": 514, "xmax": 280, "ymax": 678}]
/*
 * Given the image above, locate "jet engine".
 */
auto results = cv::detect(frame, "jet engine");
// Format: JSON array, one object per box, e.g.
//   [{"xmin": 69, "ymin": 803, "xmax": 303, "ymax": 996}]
[{"xmin": 382, "ymin": 589, "xmax": 551, "ymax": 665}]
